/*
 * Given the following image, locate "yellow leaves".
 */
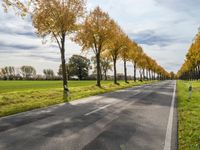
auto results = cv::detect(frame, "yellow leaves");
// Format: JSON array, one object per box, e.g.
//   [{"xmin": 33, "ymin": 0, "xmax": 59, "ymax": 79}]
[
  {"xmin": 2, "ymin": 0, "xmax": 85, "ymax": 36},
  {"xmin": 2, "ymin": 0, "xmax": 30, "ymax": 17},
  {"xmin": 32, "ymin": 0, "xmax": 85, "ymax": 39},
  {"xmin": 2, "ymin": 0, "xmax": 12, "ymax": 7},
  {"xmin": 75, "ymin": 6, "xmax": 113, "ymax": 54},
  {"xmin": 178, "ymin": 29, "xmax": 200, "ymax": 78}
]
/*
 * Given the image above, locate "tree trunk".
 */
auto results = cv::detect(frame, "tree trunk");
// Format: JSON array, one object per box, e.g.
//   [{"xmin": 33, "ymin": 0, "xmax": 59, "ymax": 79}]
[
  {"xmin": 113, "ymin": 58, "xmax": 117, "ymax": 84},
  {"xmin": 142, "ymin": 68, "xmax": 145, "ymax": 81},
  {"xmin": 149, "ymin": 69, "xmax": 151, "ymax": 80},
  {"xmin": 146, "ymin": 69, "xmax": 148, "ymax": 80},
  {"xmin": 104, "ymin": 70, "xmax": 107, "ymax": 80},
  {"xmin": 78, "ymin": 67, "xmax": 82, "ymax": 80},
  {"xmin": 100, "ymin": 66, "xmax": 103, "ymax": 80},
  {"xmin": 60, "ymin": 34, "xmax": 69, "ymax": 94},
  {"xmin": 124, "ymin": 59, "xmax": 128, "ymax": 83},
  {"xmin": 139, "ymin": 69, "xmax": 143, "ymax": 82},
  {"xmin": 96, "ymin": 52, "xmax": 101, "ymax": 87},
  {"xmin": 198, "ymin": 64, "xmax": 200, "ymax": 80},
  {"xmin": 134, "ymin": 62, "xmax": 137, "ymax": 82}
]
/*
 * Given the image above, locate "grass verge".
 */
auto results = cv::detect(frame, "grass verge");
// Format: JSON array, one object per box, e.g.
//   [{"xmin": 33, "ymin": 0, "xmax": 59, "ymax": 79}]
[
  {"xmin": 0, "ymin": 80, "xmax": 155, "ymax": 117},
  {"xmin": 177, "ymin": 80, "xmax": 200, "ymax": 150}
]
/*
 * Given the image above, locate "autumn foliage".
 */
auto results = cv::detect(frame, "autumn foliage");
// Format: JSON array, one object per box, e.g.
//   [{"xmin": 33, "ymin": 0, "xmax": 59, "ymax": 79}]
[
  {"xmin": 177, "ymin": 30, "xmax": 200, "ymax": 80},
  {"xmin": 2, "ymin": 0, "xmax": 170, "ymax": 90}
]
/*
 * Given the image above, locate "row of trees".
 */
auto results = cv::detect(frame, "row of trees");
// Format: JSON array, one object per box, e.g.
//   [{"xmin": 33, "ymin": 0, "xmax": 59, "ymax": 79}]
[
  {"xmin": 3, "ymin": 0, "xmax": 170, "ymax": 94},
  {"xmin": 177, "ymin": 29, "xmax": 200, "ymax": 80},
  {"xmin": 0, "ymin": 66, "xmax": 36, "ymax": 80},
  {"xmin": 0, "ymin": 55, "xmax": 90, "ymax": 80},
  {"xmin": 0, "ymin": 63, "xmax": 134, "ymax": 81},
  {"xmin": 0, "ymin": 66, "xmax": 55, "ymax": 80},
  {"xmin": 74, "ymin": 6, "xmax": 170, "ymax": 86}
]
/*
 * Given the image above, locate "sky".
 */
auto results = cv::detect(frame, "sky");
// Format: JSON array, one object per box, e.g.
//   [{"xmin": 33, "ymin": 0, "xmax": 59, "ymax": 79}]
[{"xmin": 0, "ymin": 0, "xmax": 200, "ymax": 75}]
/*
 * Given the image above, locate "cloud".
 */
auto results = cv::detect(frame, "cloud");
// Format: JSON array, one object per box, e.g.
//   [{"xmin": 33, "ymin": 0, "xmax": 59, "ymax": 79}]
[
  {"xmin": 157, "ymin": 58, "xmax": 183, "ymax": 72},
  {"xmin": 130, "ymin": 30, "xmax": 174, "ymax": 46},
  {"xmin": 0, "ymin": 41, "xmax": 39, "ymax": 50},
  {"xmin": 27, "ymin": 54, "xmax": 61, "ymax": 62},
  {"xmin": 155, "ymin": 0, "xmax": 200, "ymax": 14},
  {"xmin": 0, "ymin": 26, "xmax": 36, "ymax": 37}
]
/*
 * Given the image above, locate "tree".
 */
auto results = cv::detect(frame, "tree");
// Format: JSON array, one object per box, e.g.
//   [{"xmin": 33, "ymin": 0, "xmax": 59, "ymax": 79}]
[
  {"xmin": 21, "ymin": 66, "xmax": 36, "ymax": 79},
  {"xmin": 170, "ymin": 72, "xmax": 175, "ymax": 80},
  {"xmin": 91, "ymin": 56, "xmax": 112, "ymax": 81},
  {"xmin": 75, "ymin": 6, "xmax": 113, "ymax": 87},
  {"xmin": 106, "ymin": 22, "xmax": 126, "ymax": 84},
  {"xmin": 0, "ymin": 69, "xmax": 3, "ymax": 79},
  {"xmin": 137, "ymin": 53, "xmax": 148, "ymax": 81},
  {"xmin": 68, "ymin": 55, "xmax": 90, "ymax": 80},
  {"xmin": 101, "ymin": 57, "xmax": 112, "ymax": 80},
  {"xmin": 177, "ymin": 29, "xmax": 200, "ymax": 80},
  {"xmin": 3, "ymin": 0, "xmax": 86, "ymax": 94},
  {"xmin": 119, "ymin": 36, "xmax": 133, "ymax": 83},
  {"xmin": 129, "ymin": 44, "xmax": 143, "ymax": 82},
  {"xmin": 58, "ymin": 63, "xmax": 71, "ymax": 80},
  {"xmin": 1, "ymin": 66, "xmax": 15, "ymax": 80},
  {"xmin": 43, "ymin": 69, "xmax": 54, "ymax": 80}
]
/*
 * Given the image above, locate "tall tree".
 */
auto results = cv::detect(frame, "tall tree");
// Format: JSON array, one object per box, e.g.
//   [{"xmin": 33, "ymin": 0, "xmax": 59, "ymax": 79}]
[
  {"xmin": 68, "ymin": 55, "xmax": 90, "ymax": 80},
  {"xmin": 91, "ymin": 56, "xmax": 112, "ymax": 80},
  {"xmin": 101, "ymin": 57, "xmax": 112, "ymax": 81},
  {"xmin": 3, "ymin": 0, "xmax": 86, "ymax": 94},
  {"xmin": 101, "ymin": 52, "xmax": 112, "ymax": 80},
  {"xmin": 58, "ymin": 63, "xmax": 71, "ymax": 80},
  {"xmin": 106, "ymin": 21, "xmax": 126, "ymax": 84},
  {"xmin": 1, "ymin": 66, "xmax": 15, "ymax": 80},
  {"xmin": 130, "ymin": 44, "xmax": 143, "ymax": 82},
  {"xmin": 120, "ymin": 37, "xmax": 135, "ymax": 83},
  {"xmin": 43, "ymin": 69, "xmax": 54, "ymax": 79},
  {"xmin": 21, "ymin": 66, "xmax": 36, "ymax": 79},
  {"xmin": 75, "ymin": 6, "xmax": 113, "ymax": 87}
]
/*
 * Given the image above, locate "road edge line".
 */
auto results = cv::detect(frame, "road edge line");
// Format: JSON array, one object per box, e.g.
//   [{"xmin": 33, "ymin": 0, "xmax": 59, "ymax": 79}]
[{"xmin": 164, "ymin": 81, "xmax": 176, "ymax": 150}]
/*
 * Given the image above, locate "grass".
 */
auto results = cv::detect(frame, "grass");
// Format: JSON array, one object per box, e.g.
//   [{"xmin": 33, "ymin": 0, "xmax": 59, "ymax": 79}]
[
  {"xmin": 177, "ymin": 80, "xmax": 200, "ymax": 150},
  {"xmin": 0, "ymin": 80, "xmax": 112, "ymax": 94},
  {"xmin": 0, "ymin": 80, "xmax": 155, "ymax": 117}
]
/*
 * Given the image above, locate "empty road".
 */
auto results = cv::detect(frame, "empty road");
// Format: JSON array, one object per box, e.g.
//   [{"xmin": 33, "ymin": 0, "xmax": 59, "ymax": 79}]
[{"xmin": 0, "ymin": 81, "xmax": 177, "ymax": 150}]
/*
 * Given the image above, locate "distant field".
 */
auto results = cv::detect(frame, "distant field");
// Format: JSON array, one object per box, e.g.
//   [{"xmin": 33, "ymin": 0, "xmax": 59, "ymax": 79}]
[
  {"xmin": 177, "ymin": 80, "xmax": 200, "ymax": 150},
  {"xmin": 0, "ymin": 80, "xmax": 111, "ymax": 94},
  {"xmin": 0, "ymin": 80, "xmax": 154, "ymax": 117}
]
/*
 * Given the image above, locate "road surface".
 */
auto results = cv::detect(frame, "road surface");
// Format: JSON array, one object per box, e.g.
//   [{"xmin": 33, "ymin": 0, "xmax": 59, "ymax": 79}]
[{"xmin": 0, "ymin": 81, "xmax": 177, "ymax": 150}]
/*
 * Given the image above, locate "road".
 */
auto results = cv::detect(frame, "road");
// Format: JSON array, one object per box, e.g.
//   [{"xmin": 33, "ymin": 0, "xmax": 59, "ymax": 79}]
[{"xmin": 0, "ymin": 81, "xmax": 177, "ymax": 150}]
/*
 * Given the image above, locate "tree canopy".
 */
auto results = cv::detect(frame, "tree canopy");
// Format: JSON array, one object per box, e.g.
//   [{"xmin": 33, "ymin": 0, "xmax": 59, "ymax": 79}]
[
  {"xmin": 21, "ymin": 66, "xmax": 36, "ymax": 79},
  {"xmin": 68, "ymin": 55, "xmax": 90, "ymax": 80},
  {"xmin": 177, "ymin": 29, "xmax": 200, "ymax": 80}
]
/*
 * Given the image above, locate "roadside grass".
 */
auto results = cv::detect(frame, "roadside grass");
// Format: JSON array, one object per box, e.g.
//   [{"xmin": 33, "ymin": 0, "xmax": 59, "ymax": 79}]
[
  {"xmin": 0, "ymin": 80, "xmax": 155, "ymax": 117},
  {"xmin": 177, "ymin": 80, "xmax": 200, "ymax": 150},
  {"xmin": 0, "ymin": 80, "xmax": 112, "ymax": 94}
]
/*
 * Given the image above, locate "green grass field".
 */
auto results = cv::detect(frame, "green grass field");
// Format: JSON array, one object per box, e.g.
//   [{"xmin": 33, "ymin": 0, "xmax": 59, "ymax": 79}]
[
  {"xmin": 0, "ymin": 80, "xmax": 154, "ymax": 117},
  {"xmin": 0, "ymin": 80, "xmax": 112, "ymax": 94},
  {"xmin": 177, "ymin": 80, "xmax": 200, "ymax": 150}
]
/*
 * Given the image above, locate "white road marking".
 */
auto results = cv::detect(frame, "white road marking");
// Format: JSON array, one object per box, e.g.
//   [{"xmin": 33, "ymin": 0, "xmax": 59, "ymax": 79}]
[
  {"xmin": 83, "ymin": 90, "xmax": 142, "ymax": 117},
  {"xmin": 84, "ymin": 104, "xmax": 112, "ymax": 116},
  {"xmin": 164, "ymin": 81, "xmax": 176, "ymax": 150}
]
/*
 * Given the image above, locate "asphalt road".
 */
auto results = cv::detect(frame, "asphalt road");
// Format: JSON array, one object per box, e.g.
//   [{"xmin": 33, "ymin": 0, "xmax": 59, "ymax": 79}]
[{"xmin": 0, "ymin": 81, "xmax": 177, "ymax": 150}]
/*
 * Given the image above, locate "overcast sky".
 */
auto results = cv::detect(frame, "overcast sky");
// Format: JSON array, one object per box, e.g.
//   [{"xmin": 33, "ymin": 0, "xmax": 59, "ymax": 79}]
[{"xmin": 0, "ymin": 0, "xmax": 200, "ymax": 75}]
